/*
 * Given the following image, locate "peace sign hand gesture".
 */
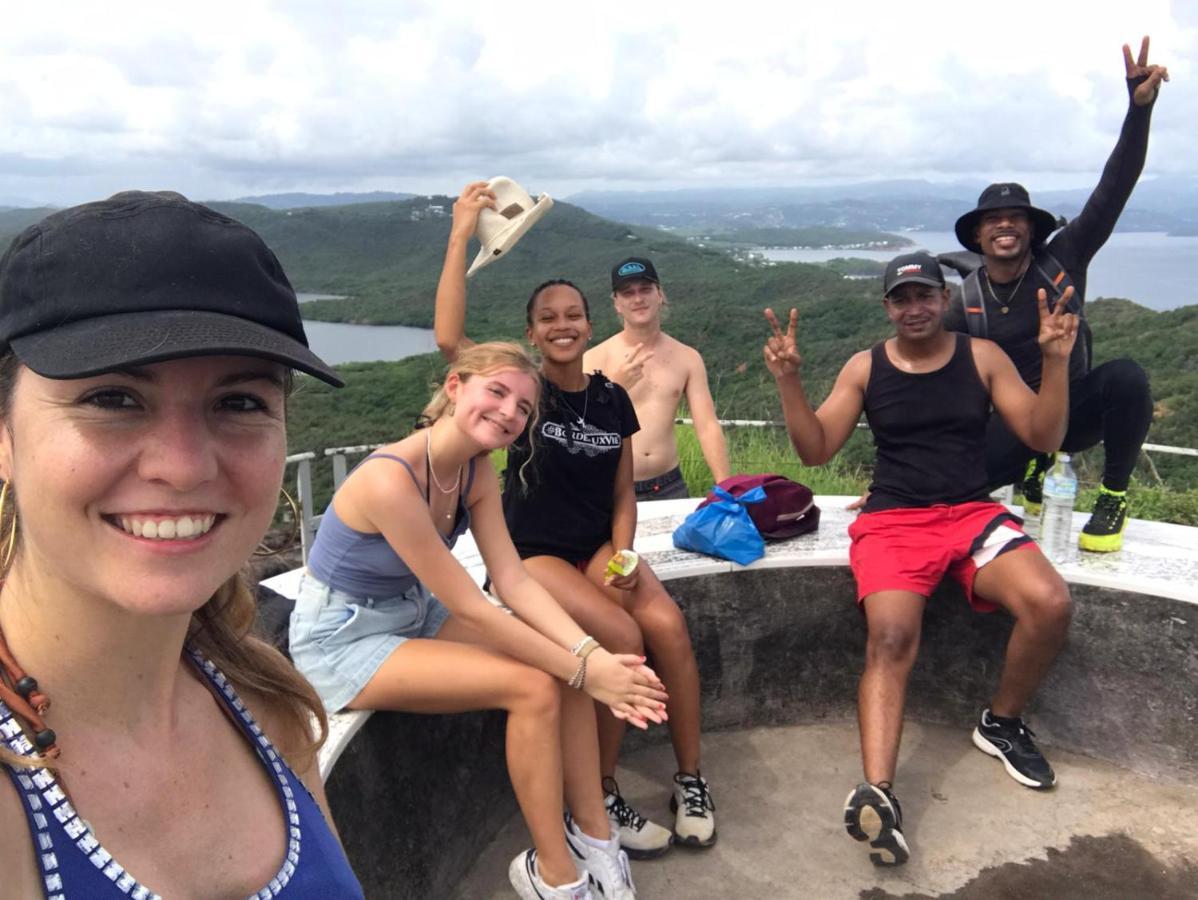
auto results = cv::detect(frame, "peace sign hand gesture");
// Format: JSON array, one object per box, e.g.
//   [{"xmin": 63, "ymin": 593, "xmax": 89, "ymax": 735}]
[
  {"xmin": 1037, "ymin": 287, "xmax": 1080, "ymax": 360},
  {"xmin": 763, "ymin": 307, "xmax": 802, "ymax": 378},
  {"xmin": 1125, "ymin": 36, "xmax": 1169, "ymax": 107},
  {"xmin": 610, "ymin": 342, "xmax": 654, "ymax": 390},
  {"xmin": 450, "ymin": 181, "xmax": 497, "ymax": 241}
]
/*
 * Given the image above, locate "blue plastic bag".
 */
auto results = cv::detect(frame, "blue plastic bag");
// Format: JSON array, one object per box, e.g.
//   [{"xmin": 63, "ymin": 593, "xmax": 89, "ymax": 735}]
[{"xmin": 672, "ymin": 486, "xmax": 766, "ymax": 565}]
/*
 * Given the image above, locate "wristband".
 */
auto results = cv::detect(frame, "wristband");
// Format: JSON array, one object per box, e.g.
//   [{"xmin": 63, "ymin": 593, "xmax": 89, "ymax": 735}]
[{"xmin": 570, "ymin": 635, "xmax": 598, "ymax": 657}]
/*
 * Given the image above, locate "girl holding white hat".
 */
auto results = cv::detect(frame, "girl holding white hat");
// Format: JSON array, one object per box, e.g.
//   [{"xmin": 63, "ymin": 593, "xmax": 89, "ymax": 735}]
[{"xmin": 436, "ymin": 182, "xmax": 716, "ymax": 864}]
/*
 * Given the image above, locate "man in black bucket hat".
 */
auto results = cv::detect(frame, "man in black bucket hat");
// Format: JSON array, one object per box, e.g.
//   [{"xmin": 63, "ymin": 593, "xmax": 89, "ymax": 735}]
[{"xmin": 943, "ymin": 37, "xmax": 1168, "ymax": 553}]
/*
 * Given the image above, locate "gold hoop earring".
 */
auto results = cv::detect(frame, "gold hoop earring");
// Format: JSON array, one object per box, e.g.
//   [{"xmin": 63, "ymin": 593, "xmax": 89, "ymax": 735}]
[
  {"xmin": 254, "ymin": 487, "xmax": 301, "ymax": 558},
  {"xmin": 0, "ymin": 480, "xmax": 17, "ymax": 572}
]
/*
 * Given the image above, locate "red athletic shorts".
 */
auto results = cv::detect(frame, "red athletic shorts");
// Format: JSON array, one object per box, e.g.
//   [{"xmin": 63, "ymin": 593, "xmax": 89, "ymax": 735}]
[{"xmin": 847, "ymin": 501, "xmax": 1037, "ymax": 612}]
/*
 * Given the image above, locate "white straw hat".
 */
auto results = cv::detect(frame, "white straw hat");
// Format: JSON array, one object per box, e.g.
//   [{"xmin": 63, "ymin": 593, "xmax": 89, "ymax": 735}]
[{"xmin": 466, "ymin": 177, "xmax": 554, "ymax": 277}]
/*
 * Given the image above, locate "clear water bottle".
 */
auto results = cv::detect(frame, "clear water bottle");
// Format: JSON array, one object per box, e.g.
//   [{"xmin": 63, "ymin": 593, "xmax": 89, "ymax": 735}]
[{"xmin": 1039, "ymin": 454, "xmax": 1077, "ymax": 562}]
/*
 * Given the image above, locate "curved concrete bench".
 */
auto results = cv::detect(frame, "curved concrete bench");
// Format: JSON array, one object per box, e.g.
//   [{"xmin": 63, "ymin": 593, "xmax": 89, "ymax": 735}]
[{"xmin": 262, "ymin": 497, "xmax": 1198, "ymax": 898}]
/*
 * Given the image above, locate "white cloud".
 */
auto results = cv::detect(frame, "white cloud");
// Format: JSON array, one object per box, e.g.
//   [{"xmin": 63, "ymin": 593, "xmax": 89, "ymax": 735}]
[{"xmin": 0, "ymin": 0, "xmax": 1193, "ymax": 204}]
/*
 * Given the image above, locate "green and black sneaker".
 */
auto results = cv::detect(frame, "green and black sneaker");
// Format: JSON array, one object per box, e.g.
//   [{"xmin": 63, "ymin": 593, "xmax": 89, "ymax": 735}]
[
  {"xmin": 1019, "ymin": 453, "xmax": 1055, "ymax": 518},
  {"xmin": 1079, "ymin": 487, "xmax": 1129, "ymax": 553}
]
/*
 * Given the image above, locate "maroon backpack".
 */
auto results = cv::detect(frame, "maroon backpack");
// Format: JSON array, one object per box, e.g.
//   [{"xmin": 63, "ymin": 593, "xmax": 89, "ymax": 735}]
[{"xmin": 699, "ymin": 474, "xmax": 820, "ymax": 540}]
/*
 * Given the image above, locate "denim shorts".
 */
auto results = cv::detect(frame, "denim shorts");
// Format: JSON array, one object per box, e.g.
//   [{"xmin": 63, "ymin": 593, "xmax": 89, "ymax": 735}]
[{"xmin": 288, "ymin": 572, "xmax": 450, "ymax": 712}]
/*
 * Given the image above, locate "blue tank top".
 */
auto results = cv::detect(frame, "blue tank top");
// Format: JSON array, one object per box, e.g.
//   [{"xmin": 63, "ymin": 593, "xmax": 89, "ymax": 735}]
[
  {"xmin": 1, "ymin": 648, "xmax": 364, "ymax": 900},
  {"xmin": 307, "ymin": 453, "xmax": 476, "ymax": 597}
]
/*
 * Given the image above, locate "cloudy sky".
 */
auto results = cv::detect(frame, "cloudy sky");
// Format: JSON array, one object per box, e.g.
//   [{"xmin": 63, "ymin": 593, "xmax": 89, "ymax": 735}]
[{"xmin": 1, "ymin": 0, "xmax": 1194, "ymax": 206}]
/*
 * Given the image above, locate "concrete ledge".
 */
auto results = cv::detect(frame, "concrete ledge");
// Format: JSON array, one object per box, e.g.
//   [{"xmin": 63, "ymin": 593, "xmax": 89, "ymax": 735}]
[{"xmin": 261, "ymin": 496, "xmax": 1198, "ymax": 898}]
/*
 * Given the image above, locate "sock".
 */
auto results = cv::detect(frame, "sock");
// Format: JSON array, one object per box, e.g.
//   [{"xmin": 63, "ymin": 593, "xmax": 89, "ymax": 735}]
[{"xmin": 579, "ymin": 826, "xmax": 618, "ymax": 849}]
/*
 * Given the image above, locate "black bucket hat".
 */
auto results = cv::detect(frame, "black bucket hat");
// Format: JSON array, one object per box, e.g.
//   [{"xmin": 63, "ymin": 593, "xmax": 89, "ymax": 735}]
[
  {"xmin": 954, "ymin": 183, "xmax": 1059, "ymax": 255},
  {"xmin": 0, "ymin": 190, "xmax": 343, "ymax": 386}
]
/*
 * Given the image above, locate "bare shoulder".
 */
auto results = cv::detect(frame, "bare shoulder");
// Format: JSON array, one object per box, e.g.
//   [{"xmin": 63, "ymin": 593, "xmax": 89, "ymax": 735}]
[
  {"xmin": 967, "ymin": 337, "xmax": 1005, "ymax": 377},
  {"xmin": 663, "ymin": 334, "xmax": 703, "ymax": 363},
  {"xmin": 464, "ymin": 452, "xmax": 501, "ymax": 506},
  {"xmin": 584, "ymin": 335, "xmax": 619, "ymax": 367},
  {"xmin": 0, "ymin": 768, "xmax": 40, "ymax": 896},
  {"xmin": 840, "ymin": 348, "xmax": 873, "ymax": 385},
  {"xmin": 341, "ymin": 439, "xmax": 423, "ymax": 509},
  {"xmin": 238, "ymin": 684, "xmax": 321, "ymax": 784}
]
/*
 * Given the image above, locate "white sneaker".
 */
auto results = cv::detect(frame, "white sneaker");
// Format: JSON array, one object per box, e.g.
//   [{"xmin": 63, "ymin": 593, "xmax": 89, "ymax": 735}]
[
  {"xmin": 564, "ymin": 812, "xmax": 636, "ymax": 899},
  {"xmin": 603, "ymin": 776, "xmax": 673, "ymax": 859},
  {"xmin": 670, "ymin": 772, "xmax": 717, "ymax": 848},
  {"xmin": 509, "ymin": 849, "xmax": 593, "ymax": 900}
]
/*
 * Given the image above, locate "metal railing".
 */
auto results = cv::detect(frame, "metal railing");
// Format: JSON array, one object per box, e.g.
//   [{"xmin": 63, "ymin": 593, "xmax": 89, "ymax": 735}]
[{"xmin": 283, "ymin": 426, "xmax": 1197, "ymax": 564}]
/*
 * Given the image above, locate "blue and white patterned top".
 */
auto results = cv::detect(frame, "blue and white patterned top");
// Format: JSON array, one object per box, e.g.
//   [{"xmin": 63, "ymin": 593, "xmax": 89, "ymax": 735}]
[{"xmin": 1, "ymin": 648, "xmax": 363, "ymax": 899}]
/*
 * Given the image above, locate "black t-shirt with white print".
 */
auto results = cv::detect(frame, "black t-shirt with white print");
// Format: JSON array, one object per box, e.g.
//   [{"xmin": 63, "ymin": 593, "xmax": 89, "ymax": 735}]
[{"xmin": 502, "ymin": 371, "xmax": 640, "ymax": 561}]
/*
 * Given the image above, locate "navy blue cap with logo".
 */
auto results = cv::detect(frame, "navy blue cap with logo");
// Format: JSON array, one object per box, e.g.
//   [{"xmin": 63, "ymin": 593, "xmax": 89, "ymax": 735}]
[{"xmin": 611, "ymin": 257, "xmax": 660, "ymax": 292}]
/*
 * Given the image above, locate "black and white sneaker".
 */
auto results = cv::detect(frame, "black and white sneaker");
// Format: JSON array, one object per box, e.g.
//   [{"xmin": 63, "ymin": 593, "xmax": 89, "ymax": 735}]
[
  {"xmin": 670, "ymin": 772, "xmax": 717, "ymax": 848},
  {"xmin": 972, "ymin": 708, "xmax": 1057, "ymax": 789},
  {"xmin": 564, "ymin": 812, "xmax": 636, "ymax": 900},
  {"xmin": 843, "ymin": 782, "xmax": 910, "ymax": 866},
  {"xmin": 603, "ymin": 777, "xmax": 672, "ymax": 859}
]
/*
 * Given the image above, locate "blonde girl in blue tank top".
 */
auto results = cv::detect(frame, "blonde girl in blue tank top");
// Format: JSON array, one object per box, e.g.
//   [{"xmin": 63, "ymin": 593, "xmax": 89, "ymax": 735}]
[{"xmin": 289, "ymin": 342, "xmax": 668, "ymax": 900}]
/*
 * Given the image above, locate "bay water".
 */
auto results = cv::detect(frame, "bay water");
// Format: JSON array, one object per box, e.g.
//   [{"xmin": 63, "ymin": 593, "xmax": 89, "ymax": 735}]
[
  {"xmin": 295, "ymin": 232, "xmax": 1194, "ymax": 365},
  {"xmin": 762, "ymin": 230, "xmax": 1197, "ymax": 312}
]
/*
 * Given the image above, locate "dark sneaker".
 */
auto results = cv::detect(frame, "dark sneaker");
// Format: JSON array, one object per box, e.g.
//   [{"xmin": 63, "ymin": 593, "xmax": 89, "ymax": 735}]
[
  {"xmin": 603, "ymin": 777, "xmax": 672, "ymax": 859},
  {"xmin": 972, "ymin": 708, "xmax": 1056, "ymax": 789},
  {"xmin": 843, "ymin": 782, "xmax": 909, "ymax": 867},
  {"xmin": 1019, "ymin": 452, "xmax": 1054, "ymax": 517},
  {"xmin": 1079, "ymin": 487, "xmax": 1129, "ymax": 552},
  {"xmin": 669, "ymin": 772, "xmax": 717, "ymax": 848}
]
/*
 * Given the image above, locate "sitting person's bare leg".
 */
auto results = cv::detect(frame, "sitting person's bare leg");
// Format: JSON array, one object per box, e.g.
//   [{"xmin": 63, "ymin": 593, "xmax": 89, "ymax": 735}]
[
  {"xmin": 970, "ymin": 548, "xmax": 1072, "ymax": 789},
  {"xmin": 524, "ymin": 553, "xmax": 671, "ymax": 859},
  {"xmin": 844, "ymin": 590, "xmax": 924, "ymax": 867},
  {"xmin": 587, "ymin": 549, "xmax": 715, "ymax": 849}
]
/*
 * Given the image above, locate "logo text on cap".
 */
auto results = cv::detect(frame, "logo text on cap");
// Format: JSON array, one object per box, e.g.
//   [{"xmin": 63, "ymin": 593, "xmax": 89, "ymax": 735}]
[{"xmin": 618, "ymin": 262, "xmax": 647, "ymax": 277}]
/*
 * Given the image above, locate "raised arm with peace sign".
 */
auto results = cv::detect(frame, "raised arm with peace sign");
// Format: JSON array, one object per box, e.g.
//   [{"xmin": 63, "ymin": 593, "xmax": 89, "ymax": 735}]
[{"xmin": 1125, "ymin": 35, "xmax": 1169, "ymax": 107}]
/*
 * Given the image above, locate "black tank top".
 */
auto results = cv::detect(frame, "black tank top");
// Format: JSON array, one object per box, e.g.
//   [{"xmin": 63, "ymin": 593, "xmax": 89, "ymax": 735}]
[{"xmin": 862, "ymin": 333, "xmax": 991, "ymax": 513}]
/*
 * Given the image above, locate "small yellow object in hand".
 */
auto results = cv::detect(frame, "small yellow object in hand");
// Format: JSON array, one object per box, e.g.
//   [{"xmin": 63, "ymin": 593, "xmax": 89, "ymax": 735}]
[{"xmin": 606, "ymin": 549, "xmax": 639, "ymax": 578}]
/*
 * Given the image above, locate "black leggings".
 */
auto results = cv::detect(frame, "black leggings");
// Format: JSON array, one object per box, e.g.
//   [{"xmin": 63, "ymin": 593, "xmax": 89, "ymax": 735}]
[{"xmin": 986, "ymin": 358, "xmax": 1152, "ymax": 492}]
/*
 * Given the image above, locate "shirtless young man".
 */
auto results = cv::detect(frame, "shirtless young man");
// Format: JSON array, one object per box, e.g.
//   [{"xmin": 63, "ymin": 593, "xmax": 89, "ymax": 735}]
[{"xmin": 584, "ymin": 258, "xmax": 730, "ymax": 500}]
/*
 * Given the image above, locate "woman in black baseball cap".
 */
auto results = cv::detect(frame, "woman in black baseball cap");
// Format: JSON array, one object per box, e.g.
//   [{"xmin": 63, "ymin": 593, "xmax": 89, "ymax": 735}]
[{"xmin": 0, "ymin": 192, "xmax": 361, "ymax": 898}]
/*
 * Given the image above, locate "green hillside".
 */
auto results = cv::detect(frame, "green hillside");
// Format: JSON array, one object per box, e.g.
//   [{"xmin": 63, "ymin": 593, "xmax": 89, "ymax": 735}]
[{"xmin": 1, "ymin": 196, "xmax": 1193, "ymax": 512}]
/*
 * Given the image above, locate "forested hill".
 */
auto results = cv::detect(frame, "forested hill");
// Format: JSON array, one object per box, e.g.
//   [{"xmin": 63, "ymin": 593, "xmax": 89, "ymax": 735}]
[
  {"xmin": 214, "ymin": 197, "xmax": 1197, "ymax": 440},
  {"xmin": 1, "ymin": 197, "xmax": 1194, "ymax": 488},
  {"xmin": 210, "ymin": 196, "xmax": 908, "ymax": 412}
]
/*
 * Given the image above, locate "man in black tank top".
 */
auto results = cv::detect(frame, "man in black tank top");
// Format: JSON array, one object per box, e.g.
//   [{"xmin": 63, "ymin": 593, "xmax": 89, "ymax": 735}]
[
  {"xmin": 764, "ymin": 252, "xmax": 1078, "ymax": 868},
  {"xmin": 943, "ymin": 38, "xmax": 1168, "ymax": 553}
]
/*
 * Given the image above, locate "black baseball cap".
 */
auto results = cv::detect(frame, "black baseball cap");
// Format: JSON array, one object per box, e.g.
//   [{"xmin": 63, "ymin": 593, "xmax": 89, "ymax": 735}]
[
  {"xmin": 0, "ymin": 190, "xmax": 344, "ymax": 386},
  {"xmin": 954, "ymin": 183, "xmax": 1059, "ymax": 254},
  {"xmin": 611, "ymin": 257, "xmax": 660, "ymax": 292},
  {"xmin": 883, "ymin": 251, "xmax": 946, "ymax": 296}
]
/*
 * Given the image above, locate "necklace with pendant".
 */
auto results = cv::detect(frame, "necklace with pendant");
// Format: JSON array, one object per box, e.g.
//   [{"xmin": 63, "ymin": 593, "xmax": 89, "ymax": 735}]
[
  {"xmin": 425, "ymin": 432, "xmax": 461, "ymax": 522},
  {"xmin": 557, "ymin": 380, "xmax": 590, "ymax": 426},
  {"xmin": 983, "ymin": 265, "xmax": 1029, "ymax": 315}
]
